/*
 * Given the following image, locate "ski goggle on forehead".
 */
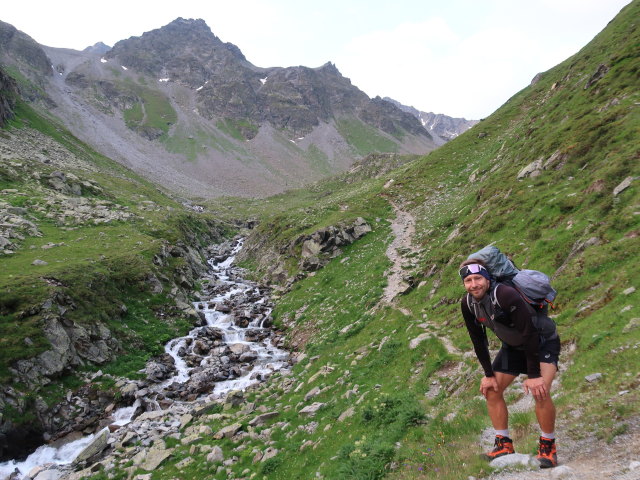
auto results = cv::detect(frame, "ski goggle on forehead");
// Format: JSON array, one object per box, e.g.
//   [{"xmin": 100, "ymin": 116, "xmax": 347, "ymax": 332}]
[{"xmin": 459, "ymin": 263, "xmax": 488, "ymax": 278}]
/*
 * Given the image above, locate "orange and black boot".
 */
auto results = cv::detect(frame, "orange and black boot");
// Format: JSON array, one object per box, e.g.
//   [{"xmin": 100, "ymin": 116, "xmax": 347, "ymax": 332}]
[
  {"xmin": 483, "ymin": 435, "xmax": 515, "ymax": 460},
  {"xmin": 537, "ymin": 436, "xmax": 557, "ymax": 468}
]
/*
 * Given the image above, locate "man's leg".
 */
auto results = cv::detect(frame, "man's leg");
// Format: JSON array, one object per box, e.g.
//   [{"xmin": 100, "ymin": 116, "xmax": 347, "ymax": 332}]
[
  {"xmin": 483, "ymin": 371, "xmax": 518, "ymax": 459},
  {"xmin": 535, "ymin": 362, "xmax": 558, "ymax": 468},
  {"xmin": 534, "ymin": 363, "xmax": 557, "ymax": 433},
  {"xmin": 485, "ymin": 371, "xmax": 517, "ymax": 430}
]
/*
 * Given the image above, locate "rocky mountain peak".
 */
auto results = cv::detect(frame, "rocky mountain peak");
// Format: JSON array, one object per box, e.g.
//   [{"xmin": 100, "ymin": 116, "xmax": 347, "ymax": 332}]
[
  {"xmin": 105, "ymin": 17, "xmax": 250, "ymax": 87},
  {"xmin": 0, "ymin": 20, "xmax": 52, "ymax": 77},
  {"xmin": 83, "ymin": 41, "xmax": 110, "ymax": 54}
]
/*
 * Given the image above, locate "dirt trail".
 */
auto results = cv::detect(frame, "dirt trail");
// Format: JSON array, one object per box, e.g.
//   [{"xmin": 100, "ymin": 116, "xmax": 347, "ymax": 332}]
[
  {"xmin": 485, "ymin": 418, "xmax": 640, "ymax": 479},
  {"xmin": 381, "ymin": 201, "xmax": 418, "ymax": 304}
]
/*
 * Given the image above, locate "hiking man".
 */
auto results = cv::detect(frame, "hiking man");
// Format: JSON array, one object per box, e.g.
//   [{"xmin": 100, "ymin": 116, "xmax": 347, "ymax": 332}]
[{"xmin": 459, "ymin": 260, "xmax": 560, "ymax": 468}]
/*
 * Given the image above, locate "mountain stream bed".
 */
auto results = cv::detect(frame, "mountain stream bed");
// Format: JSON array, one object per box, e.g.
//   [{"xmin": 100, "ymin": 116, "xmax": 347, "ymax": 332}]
[{"xmin": 0, "ymin": 238, "xmax": 290, "ymax": 480}]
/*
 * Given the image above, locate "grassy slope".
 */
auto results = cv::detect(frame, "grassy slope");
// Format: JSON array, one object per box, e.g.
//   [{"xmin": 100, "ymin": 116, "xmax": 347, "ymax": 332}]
[
  {"xmin": 125, "ymin": 4, "xmax": 638, "ymax": 480},
  {"xmin": 0, "ymin": 101, "xmax": 233, "ymax": 407}
]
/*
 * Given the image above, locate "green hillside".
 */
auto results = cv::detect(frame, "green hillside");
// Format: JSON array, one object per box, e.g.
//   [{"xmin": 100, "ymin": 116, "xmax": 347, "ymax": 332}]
[
  {"xmin": 0, "ymin": 101, "xmax": 234, "ymax": 420},
  {"xmin": 148, "ymin": 3, "xmax": 635, "ymax": 479}
]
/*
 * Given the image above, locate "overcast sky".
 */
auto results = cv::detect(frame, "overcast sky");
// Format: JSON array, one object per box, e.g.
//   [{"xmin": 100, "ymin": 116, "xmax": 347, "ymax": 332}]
[{"xmin": 0, "ymin": 0, "xmax": 632, "ymax": 119}]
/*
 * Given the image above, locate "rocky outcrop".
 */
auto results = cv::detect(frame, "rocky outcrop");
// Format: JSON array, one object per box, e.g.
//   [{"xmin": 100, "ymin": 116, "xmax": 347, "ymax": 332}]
[
  {"xmin": 297, "ymin": 217, "xmax": 372, "ymax": 272},
  {"xmin": 0, "ymin": 21, "xmax": 52, "ymax": 77},
  {"xmin": 383, "ymin": 97, "xmax": 478, "ymax": 142},
  {"xmin": 0, "ymin": 66, "xmax": 18, "ymax": 126}
]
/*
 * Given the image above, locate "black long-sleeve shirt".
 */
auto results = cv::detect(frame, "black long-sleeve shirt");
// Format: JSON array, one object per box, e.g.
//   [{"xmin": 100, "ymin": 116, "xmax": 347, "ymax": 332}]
[{"xmin": 461, "ymin": 285, "xmax": 541, "ymax": 378}]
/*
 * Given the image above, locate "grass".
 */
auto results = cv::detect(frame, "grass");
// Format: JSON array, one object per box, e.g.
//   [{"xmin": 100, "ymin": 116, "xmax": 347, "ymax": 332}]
[{"xmin": 336, "ymin": 117, "xmax": 399, "ymax": 155}]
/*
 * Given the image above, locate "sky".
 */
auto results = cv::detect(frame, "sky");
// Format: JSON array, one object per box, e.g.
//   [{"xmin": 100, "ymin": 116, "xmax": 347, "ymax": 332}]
[{"xmin": 0, "ymin": 0, "xmax": 632, "ymax": 119}]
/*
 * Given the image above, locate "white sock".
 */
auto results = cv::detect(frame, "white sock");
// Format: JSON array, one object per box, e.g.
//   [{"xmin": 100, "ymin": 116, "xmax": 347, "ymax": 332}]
[
  {"xmin": 495, "ymin": 429, "xmax": 510, "ymax": 438},
  {"xmin": 541, "ymin": 431, "xmax": 555, "ymax": 440}
]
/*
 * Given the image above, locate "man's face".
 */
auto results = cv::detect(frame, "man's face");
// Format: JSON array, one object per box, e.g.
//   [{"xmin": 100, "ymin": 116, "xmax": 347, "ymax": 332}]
[{"xmin": 463, "ymin": 274, "xmax": 491, "ymax": 300}]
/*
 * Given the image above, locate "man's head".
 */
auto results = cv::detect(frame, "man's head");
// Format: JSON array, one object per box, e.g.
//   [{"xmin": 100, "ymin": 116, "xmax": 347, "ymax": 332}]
[{"xmin": 459, "ymin": 259, "xmax": 491, "ymax": 300}]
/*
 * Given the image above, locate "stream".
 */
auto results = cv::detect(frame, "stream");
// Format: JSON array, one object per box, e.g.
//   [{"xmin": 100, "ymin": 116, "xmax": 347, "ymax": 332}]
[{"xmin": 0, "ymin": 238, "xmax": 289, "ymax": 480}]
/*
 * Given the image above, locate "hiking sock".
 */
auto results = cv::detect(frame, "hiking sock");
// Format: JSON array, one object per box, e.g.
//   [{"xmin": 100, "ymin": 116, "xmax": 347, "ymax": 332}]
[
  {"xmin": 495, "ymin": 429, "xmax": 510, "ymax": 438},
  {"xmin": 540, "ymin": 431, "xmax": 555, "ymax": 440}
]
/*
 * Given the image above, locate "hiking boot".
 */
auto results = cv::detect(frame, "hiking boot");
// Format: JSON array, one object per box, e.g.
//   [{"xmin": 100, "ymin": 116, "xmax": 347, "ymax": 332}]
[
  {"xmin": 537, "ymin": 436, "xmax": 557, "ymax": 468},
  {"xmin": 483, "ymin": 435, "xmax": 515, "ymax": 460}
]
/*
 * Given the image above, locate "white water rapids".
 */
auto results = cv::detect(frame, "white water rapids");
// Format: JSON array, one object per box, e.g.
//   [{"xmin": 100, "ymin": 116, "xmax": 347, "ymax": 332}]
[{"xmin": 0, "ymin": 239, "xmax": 288, "ymax": 479}]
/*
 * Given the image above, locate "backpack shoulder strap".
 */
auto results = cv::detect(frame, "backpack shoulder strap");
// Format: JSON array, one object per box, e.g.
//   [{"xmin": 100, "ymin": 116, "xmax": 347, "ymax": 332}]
[{"xmin": 491, "ymin": 284, "xmax": 501, "ymax": 309}]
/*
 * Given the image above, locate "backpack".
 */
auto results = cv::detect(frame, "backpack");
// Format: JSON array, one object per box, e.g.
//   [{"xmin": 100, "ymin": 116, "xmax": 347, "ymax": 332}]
[{"xmin": 467, "ymin": 245, "xmax": 557, "ymax": 310}]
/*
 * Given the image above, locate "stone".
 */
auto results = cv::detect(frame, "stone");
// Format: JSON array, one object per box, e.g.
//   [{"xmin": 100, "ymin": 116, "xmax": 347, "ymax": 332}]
[
  {"xmin": 613, "ymin": 176, "xmax": 635, "ymax": 196},
  {"xmin": 180, "ymin": 413, "xmax": 193, "ymax": 428},
  {"xmin": 261, "ymin": 447, "xmax": 278, "ymax": 462},
  {"xmin": 338, "ymin": 407, "xmax": 355, "ymax": 422},
  {"xmin": 73, "ymin": 429, "xmax": 109, "ymax": 464},
  {"xmin": 585, "ymin": 373, "xmax": 603, "ymax": 383},
  {"xmin": 141, "ymin": 447, "xmax": 174, "ymax": 471},
  {"xmin": 175, "ymin": 457, "xmax": 194, "ymax": 468},
  {"xmin": 32, "ymin": 469, "xmax": 65, "ymax": 480},
  {"xmin": 550, "ymin": 465, "xmax": 575, "ymax": 479},
  {"xmin": 517, "ymin": 158, "xmax": 544, "ymax": 179},
  {"xmin": 32, "ymin": 259, "xmax": 48, "ymax": 266},
  {"xmin": 489, "ymin": 453, "xmax": 533, "ymax": 468},
  {"xmin": 304, "ymin": 386, "xmax": 321, "ymax": 401},
  {"xmin": 214, "ymin": 423, "xmax": 242, "ymax": 439},
  {"xmin": 207, "ymin": 446, "xmax": 224, "ymax": 463},
  {"xmin": 248, "ymin": 411, "xmax": 280, "ymax": 427},
  {"xmin": 299, "ymin": 402, "xmax": 325, "ymax": 417},
  {"xmin": 409, "ymin": 333, "xmax": 431, "ymax": 349},
  {"xmin": 629, "ymin": 461, "xmax": 640, "ymax": 470},
  {"xmin": 623, "ymin": 287, "xmax": 636, "ymax": 295}
]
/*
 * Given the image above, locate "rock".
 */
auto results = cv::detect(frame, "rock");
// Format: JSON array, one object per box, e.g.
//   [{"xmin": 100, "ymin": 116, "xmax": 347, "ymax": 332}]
[
  {"xmin": 248, "ymin": 411, "xmax": 280, "ymax": 427},
  {"xmin": 409, "ymin": 333, "xmax": 431, "ymax": 349},
  {"xmin": 517, "ymin": 158, "xmax": 544, "ymax": 179},
  {"xmin": 32, "ymin": 259, "xmax": 48, "ymax": 266},
  {"xmin": 629, "ymin": 460, "xmax": 640, "ymax": 470},
  {"xmin": 214, "ymin": 423, "xmax": 242, "ymax": 439},
  {"xmin": 613, "ymin": 176, "xmax": 635, "ymax": 196},
  {"xmin": 489, "ymin": 453, "xmax": 533, "ymax": 468},
  {"xmin": 32, "ymin": 469, "xmax": 64, "ymax": 480},
  {"xmin": 261, "ymin": 447, "xmax": 278, "ymax": 462},
  {"xmin": 585, "ymin": 373, "xmax": 603, "ymax": 383},
  {"xmin": 224, "ymin": 390, "xmax": 244, "ymax": 409},
  {"xmin": 623, "ymin": 287, "xmax": 636, "ymax": 295},
  {"xmin": 304, "ymin": 386, "xmax": 321, "ymax": 402},
  {"xmin": 338, "ymin": 407, "xmax": 355, "ymax": 422},
  {"xmin": 180, "ymin": 413, "xmax": 193, "ymax": 428},
  {"xmin": 73, "ymin": 429, "xmax": 109, "ymax": 464},
  {"xmin": 141, "ymin": 446, "xmax": 174, "ymax": 471},
  {"xmin": 584, "ymin": 64, "xmax": 610, "ymax": 89},
  {"xmin": 206, "ymin": 445, "xmax": 224, "ymax": 463},
  {"xmin": 550, "ymin": 465, "xmax": 575, "ymax": 479},
  {"xmin": 299, "ymin": 402, "xmax": 325, "ymax": 417}
]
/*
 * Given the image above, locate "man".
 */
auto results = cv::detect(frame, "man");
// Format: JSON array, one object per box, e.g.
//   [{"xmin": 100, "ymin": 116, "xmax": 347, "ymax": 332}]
[{"xmin": 459, "ymin": 260, "xmax": 561, "ymax": 468}]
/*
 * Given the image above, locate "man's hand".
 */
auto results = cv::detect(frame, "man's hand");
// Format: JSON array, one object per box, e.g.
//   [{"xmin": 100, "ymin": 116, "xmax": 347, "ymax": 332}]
[
  {"xmin": 523, "ymin": 377, "xmax": 548, "ymax": 401},
  {"xmin": 480, "ymin": 376, "xmax": 499, "ymax": 398}
]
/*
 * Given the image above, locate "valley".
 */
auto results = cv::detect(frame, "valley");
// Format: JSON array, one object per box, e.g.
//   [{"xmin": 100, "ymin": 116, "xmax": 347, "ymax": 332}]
[{"xmin": 0, "ymin": 2, "xmax": 639, "ymax": 480}]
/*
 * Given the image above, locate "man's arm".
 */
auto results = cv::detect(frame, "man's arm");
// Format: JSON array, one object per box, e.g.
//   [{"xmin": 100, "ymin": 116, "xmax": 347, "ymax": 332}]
[
  {"xmin": 461, "ymin": 299, "xmax": 494, "ymax": 377},
  {"xmin": 496, "ymin": 286, "xmax": 541, "ymax": 378}
]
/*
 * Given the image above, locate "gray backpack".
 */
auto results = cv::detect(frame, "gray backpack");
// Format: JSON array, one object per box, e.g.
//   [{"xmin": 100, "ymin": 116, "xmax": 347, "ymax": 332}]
[{"xmin": 468, "ymin": 246, "xmax": 557, "ymax": 310}]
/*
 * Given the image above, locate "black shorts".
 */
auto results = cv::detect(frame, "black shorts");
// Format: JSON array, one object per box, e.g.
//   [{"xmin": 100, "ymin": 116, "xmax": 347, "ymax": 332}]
[{"xmin": 492, "ymin": 337, "xmax": 561, "ymax": 376}]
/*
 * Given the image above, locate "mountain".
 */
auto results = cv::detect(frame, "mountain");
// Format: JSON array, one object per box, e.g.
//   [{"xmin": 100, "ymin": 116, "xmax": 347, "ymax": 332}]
[
  {"xmin": 383, "ymin": 96, "xmax": 478, "ymax": 143},
  {"xmin": 0, "ymin": 18, "xmax": 437, "ymax": 198}
]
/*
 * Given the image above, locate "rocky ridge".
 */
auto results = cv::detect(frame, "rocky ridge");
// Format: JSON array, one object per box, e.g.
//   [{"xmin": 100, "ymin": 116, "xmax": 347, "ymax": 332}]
[
  {"xmin": 0, "ymin": 18, "xmax": 438, "ymax": 198},
  {"xmin": 383, "ymin": 96, "xmax": 478, "ymax": 142}
]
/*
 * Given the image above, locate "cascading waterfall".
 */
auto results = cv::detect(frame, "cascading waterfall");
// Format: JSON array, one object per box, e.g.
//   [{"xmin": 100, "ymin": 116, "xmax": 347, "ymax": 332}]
[{"xmin": 0, "ymin": 238, "xmax": 288, "ymax": 479}]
